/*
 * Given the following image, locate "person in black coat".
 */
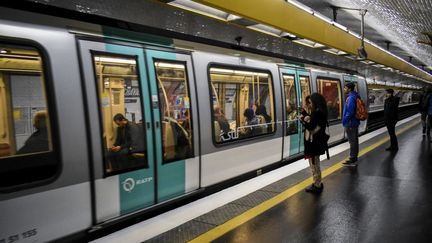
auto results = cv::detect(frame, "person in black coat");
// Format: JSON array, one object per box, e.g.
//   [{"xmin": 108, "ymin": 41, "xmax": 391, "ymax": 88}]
[
  {"xmin": 384, "ymin": 88, "xmax": 400, "ymax": 151},
  {"xmin": 108, "ymin": 113, "xmax": 134, "ymax": 170},
  {"xmin": 17, "ymin": 111, "xmax": 49, "ymax": 154},
  {"xmin": 300, "ymin": 93, "xmax": 329, "ymax": 193},
  {"xmin": 418, "ymin": 88, "xmax": 428, "ymax": 135}
]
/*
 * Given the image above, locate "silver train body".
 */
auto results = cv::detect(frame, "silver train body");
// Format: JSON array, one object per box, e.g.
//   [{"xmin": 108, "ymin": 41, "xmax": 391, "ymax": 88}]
[{"xmin": 0, "ymin": 7, "xmax": 420, "ymax": 242}]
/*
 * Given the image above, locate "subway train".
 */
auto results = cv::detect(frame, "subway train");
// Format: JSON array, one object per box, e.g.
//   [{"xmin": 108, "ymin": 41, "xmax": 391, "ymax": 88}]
[{"xmin": 0, "ymin": 6, "xmax": 423, "ymax": 242}]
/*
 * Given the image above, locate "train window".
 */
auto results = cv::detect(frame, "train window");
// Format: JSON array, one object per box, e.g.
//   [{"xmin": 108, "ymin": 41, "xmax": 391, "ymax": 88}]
[
  {"xmin": 300, "ymin": 76, "xmax": 311, "ymax": 107},
  {"xmin": 154, "ymin": 61, "xmax": 193, "ymax": 163},
  {"xmin": 368, "ymin": 85, "xmax": 421, "ymax": 112},
  {"xmin": 410, "ymin": 91, "xmax": 422, "ymax": 104},
  {"xmin": 396, "ymin": 89, "xmax": 419, "ymax": 105},
  {"xmin": 93, "ymin": 54, "xmax": 147, "ymax": 174},
  {"xmin": 0, "ymin": 44, "xmax": 58, "ymax": 188},
  {"xmin": 368, "ymin": 88, "xmax": 386, "ymax": 111},
  {"xmin": 209, "ymin": 66, "xmax": 275, "ymax": 143},
  {"xmin": 283, "ymin": 74, "xmax": 298, "ymax": 135},
  {"xmin": 317, "ymin": 78, "xmax": 342, "ymax": 121}
]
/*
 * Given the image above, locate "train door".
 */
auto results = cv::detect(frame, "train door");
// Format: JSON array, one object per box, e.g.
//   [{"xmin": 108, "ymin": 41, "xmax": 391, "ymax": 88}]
[
  {"xmin": 144, "ymin": 50, "xmax": 199, "ymax": 203},
  {"xmin": 79, "ymin": 40, "xmax": 157, "ymax": 222},
  {"xmin": 279, "ymin": 67, "xmax": 311, "ymax": 158}
]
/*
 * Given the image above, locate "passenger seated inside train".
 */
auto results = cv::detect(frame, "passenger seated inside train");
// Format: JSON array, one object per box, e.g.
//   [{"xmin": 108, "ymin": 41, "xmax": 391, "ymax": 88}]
[
  {"xmin": 239, "ymin": 108, "xmax": 261, "ymax": 138},
  {"xmin": 255, "ymin": 103, "xmax": 272, "ymax": 133},
  {"xmin": 108, "ymin": 113, "xmax": 146, "ymax": 171},
  {"xmin": 213, "ymin": 106, "xmax": 231, "ymax": 142},
  {"xmin": 17, "ymin": 111, "xmax": 49, "ymax": 155}
]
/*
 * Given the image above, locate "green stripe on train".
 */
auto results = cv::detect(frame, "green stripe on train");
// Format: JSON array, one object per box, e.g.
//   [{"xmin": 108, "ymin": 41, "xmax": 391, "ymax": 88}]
[{"xmin": 103, "ymin": 42, "xmax": 156, "ymax": 214}]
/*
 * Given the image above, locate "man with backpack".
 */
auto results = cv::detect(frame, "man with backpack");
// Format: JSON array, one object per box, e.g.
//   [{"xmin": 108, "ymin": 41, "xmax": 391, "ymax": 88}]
[
  {"xmin": 342, "ymin": 82, "xmax": 360, "ymax": 167},
  {"xmin": 383, "ymin": 89, "xmax": 400, "ymax": 151}
]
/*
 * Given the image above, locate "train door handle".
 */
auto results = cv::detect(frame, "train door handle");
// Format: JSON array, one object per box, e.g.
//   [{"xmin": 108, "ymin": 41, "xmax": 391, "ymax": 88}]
[
  {"xmin": 155, "ymin": 121, "xmax": 160, "ymax": 129},
  {"xmin": 146, "ymin": 122, "xmax": 150, "ymax": 129}
]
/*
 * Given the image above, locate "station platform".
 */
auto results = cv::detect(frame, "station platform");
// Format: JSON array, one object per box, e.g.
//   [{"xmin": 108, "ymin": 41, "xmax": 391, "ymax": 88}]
[{"xmin": 92, "ymin": 115, "xmax": 430, "ymax": 243}]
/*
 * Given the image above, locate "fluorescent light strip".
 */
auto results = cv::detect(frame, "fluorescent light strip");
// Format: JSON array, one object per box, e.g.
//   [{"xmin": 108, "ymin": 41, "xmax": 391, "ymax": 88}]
[
  {"xmin": 323, "ymin": 48, "xmax": 347, "ymax": 55},
  {"xmin": 248, "ymin": 24, "xmax": 281, "ymax": 37},
  {"xmin": 361, "ymin": 60, "xmax": 375, "ymax": 65},
  {"xmin": 168, "ymin": 0, "xmax": 228, "ymax": 21},
  {"xmin": 333, "ymin": 22, "xmax": 348, "ymax": 32},
  {"xmin": 226, "ymin": 14, "xmax": 241, "ymax": 21},
  {"xmin": 293, "ymin": 39, "xmax": 325, "ymax": 48},
  {"xmin": 280, "ymin": 32, "xmax": 297, "ymax": 38},
  {"xmin": 155, "ymin": 62, "xmax": 185, "ymax": 69},
  {"xmin": 287, "ymin": 0, "xmax": 314, "ymax": 14},
  {"xmin": 313, "ymin": 12, "xmax": 333, "ymax": 24},
  {"xmin": 94, "ymin": 57, "xmax": 136, "ymax": 64}
]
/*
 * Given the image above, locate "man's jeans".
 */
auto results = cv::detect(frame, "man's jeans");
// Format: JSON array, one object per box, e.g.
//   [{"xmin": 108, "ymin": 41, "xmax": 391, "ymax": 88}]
[{"xmin": 345, "ymin": 127, "xmax": 359, "ymax": 161}]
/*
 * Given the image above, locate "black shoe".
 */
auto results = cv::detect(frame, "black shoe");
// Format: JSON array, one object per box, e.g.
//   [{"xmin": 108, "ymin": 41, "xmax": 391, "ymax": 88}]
[
  {"xmin": 305, "ymin": 183, "xmax": 323, "ymax": 193},
  {"xmin": 343, "ymin": 159, "xmax": 358, "ymax": 167},
  {"xmin": 317, "ymin": 183, "xmax": 324, "ymax": 192}
]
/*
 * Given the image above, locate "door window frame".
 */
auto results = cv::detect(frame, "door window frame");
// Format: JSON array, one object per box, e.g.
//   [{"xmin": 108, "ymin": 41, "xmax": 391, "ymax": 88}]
[
  {"xmin": 282, "ymin": 73, "xmax": 298, "ymax": 136},
  {"xmin": 152, "ymin": 58, "xmax": 195, "ymax": 164},
  {"xmin": 316, "ymin": 76, "xmax": 343, "ymax": 123},
  {"xmin": 90, "ymin": 51, "xmax": 149, "ymax": 177}
]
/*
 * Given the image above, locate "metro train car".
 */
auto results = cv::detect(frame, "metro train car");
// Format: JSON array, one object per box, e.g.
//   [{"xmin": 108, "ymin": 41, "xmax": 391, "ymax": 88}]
[{"xmin": 0, "ymin": 6, "xmax": 423, "ymax": 242}]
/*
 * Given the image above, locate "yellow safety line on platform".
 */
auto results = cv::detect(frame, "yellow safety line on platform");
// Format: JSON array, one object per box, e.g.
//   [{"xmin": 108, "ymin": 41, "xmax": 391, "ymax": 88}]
[{"xmin": 189, "ymin": 120, "xmax": 420, "ymax": 243}]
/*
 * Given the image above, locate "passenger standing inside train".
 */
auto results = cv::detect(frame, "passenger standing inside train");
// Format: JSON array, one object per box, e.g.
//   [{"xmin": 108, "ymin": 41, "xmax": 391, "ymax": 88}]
[
  {"xmin": 342, "ymin": 82, "xmax": 360, "ymax": 167},
  {"xmin": 384, "ymin": 89, "xmax": 400, "ymax": 151},
  {"xmin": 300, "ymin": 93, "xmax": 328, "ymax": 193}
]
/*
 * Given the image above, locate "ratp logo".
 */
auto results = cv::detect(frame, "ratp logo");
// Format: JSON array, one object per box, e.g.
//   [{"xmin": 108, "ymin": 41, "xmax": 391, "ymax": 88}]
[{"xmin": 122, "ymin": 178, "xmax": 135, "ymax": 192}]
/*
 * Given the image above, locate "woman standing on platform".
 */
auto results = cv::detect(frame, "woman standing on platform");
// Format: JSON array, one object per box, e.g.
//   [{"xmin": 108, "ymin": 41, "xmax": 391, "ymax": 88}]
[{"xmin": 300, "ymin": 93, "xmax": 329, "ymax": 193}]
